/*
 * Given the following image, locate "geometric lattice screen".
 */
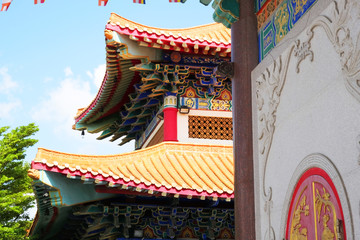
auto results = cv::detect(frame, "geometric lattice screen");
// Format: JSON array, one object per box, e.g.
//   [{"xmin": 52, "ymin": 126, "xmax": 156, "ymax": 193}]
[{"xmin": 188, "ymin": 116, "xmax": 233, "ymax": 140}]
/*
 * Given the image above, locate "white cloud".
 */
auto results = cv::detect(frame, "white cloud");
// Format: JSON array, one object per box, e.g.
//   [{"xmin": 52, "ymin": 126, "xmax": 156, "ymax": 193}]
[
  {"xmin": 86, "ymin": 64, "xmax": 106, "ymax": 89},
  {"xmin": 0, "ymin": 67, "xmax": 21, "ymax": 119},
  {"xmin": 0, "ymin": 100, "xmax": 21, "ymax": 119},
  {"xmin": 0, "ymin": 67, "xmax": 18, "ymax": 94},
  {"xmin": 32, "ymin": 66, "xmax": 133, "ymax": 155},
  {"xmin": 32, "ymin": 74, "xmax": 93, "ymax": 136},
  {"xmin": 64, "ymin": 67, "xmax": 73, "ymax": 77}
]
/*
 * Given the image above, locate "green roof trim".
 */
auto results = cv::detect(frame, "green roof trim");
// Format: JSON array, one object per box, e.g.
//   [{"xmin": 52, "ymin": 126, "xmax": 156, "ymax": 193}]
[{"xmin": 212, "ymin": 0, "xmax": 239, "ymax": 28}]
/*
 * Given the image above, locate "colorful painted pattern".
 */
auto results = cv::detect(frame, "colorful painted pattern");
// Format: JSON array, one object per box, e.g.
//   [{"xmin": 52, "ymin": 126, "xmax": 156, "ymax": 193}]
[
  {"xmin": 256, "ymin": 0, "xmax": 284, "ymax": 29},
  {"xmin": 163, "ymin": 52, "xmax": 230, "ymax": 67},
  {"xmin": 50, "ymin": 201, "xmax": 234, "ymax": 240},
  {"xmin": 179, "ymin": 97, "xmax": 232, "ymax": 111},
  {"xmin": 113, "ymin": 62, "xmax": 231, "ymax": 145},
  {"xmin": 255, "ymin": 0, "xmax": 271, "ymax": 12},
  {"xmin": 258, "ymin": 0, "xmax": 318, "ymax": 61}
]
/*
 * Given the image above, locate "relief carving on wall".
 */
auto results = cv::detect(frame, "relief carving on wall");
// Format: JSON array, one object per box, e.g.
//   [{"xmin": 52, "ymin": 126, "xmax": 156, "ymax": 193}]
[
  {"xmin": 256, "ymin": 0, "xmax": 360, "ymax": 239},
  {"xmin": 294, "ymin": 39, "xmax": 314, "ymax": 73},
  {"xmin": 256, "ymin": 46, "xmax": 295, "ymax": 240},
  {"xmin": 298, "ymin": 0, "xmax": 360, "ymax": 102}
]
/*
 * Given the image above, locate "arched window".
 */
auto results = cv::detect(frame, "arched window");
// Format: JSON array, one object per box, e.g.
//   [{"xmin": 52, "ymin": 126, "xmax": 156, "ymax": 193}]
[{"xmin": 285, "ymin": 168, "xmax": 346, "ymax": 240}]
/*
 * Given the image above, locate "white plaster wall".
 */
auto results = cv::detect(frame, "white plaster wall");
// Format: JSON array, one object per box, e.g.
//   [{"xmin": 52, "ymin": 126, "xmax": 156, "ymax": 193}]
[
  {"xmin": 252, "ymin": 0, "xmax": 360, "ymax": 239},
  {"xmin": 177, "ymin": 109, "xmax": 233, "ymax": 145}
]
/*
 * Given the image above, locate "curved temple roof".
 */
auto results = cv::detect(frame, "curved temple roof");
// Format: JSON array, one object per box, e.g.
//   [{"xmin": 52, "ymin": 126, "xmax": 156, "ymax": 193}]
[
  {"xmin": 107, "ymin": 13, "xmax": 231, "ymax": 55},
  {"xmin": 31, "ymin": 142, "xmax": 234, "ymax": 199},
  {"xmin": 74, "ymin": 14, "xmax": 231, "ymax": 142},
  {"xmin": 74, "ymin": 37, "xmax": 148, "ymax": 131}
]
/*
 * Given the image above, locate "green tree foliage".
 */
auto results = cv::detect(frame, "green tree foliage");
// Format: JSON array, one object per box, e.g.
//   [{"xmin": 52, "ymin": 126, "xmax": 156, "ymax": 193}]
[{"xmin": 0, "ymin": 123, "xmax": 39, "ymax": 239}]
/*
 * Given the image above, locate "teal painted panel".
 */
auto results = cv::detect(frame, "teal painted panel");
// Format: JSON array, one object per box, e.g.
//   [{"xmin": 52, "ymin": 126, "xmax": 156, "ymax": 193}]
[
  {"xmin": 259, "ymin": 20, "xmax": 276, "ymax": 60},
  {"xmin": 40, "ymin": 171, "xmax": 117, "ymax": 206},
  {"xmin": 258, "ymin": 0, "xmax": 319, "ymax": 61},
  {"xmin": 212, "ymin": 0, "xmax": 239, "ymax": 28}
]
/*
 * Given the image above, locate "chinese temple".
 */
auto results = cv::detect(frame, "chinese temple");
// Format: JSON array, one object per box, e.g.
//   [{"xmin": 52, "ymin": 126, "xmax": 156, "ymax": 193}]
[
  {"xmin": 27, "ymin": 0, "xmax": 360, "ymax": 239},
  {"xmin": 28, "ymin": 13, "xmax": 235, "ymax": 240}
]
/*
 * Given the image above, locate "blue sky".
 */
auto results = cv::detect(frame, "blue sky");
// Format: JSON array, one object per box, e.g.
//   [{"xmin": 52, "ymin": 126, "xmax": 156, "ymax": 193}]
[{"xmin": 0, "ymin": 0, "xmax": 215, "ymax": 162}]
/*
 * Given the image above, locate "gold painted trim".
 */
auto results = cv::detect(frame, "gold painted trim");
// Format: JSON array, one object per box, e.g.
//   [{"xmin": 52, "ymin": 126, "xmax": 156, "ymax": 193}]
[{"xmin": 312, "ymin": 181, "xmax": 318, "ymax": 240}]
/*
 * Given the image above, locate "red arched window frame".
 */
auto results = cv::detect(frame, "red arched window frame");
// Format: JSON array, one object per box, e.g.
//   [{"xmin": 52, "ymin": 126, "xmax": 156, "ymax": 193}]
[{"xmin": 285, "ymin": 167, "xmax": 346, "ymax": 240}]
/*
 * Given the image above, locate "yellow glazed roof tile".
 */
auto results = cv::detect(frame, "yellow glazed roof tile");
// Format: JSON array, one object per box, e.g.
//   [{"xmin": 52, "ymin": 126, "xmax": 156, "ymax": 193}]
[
  {"xmin": 32, "ymin": 142, "xmax": 234, "ymax": 198},
  {"xmin": 108, "ymin": 13, "xmax": 231, "ymax": 45}
]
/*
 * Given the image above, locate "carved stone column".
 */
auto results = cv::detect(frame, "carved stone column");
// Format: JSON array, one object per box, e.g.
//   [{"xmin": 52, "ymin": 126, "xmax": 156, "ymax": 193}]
[{"xmin": 231, "ymin": 0, "xmax": 258, "ymax": 239}]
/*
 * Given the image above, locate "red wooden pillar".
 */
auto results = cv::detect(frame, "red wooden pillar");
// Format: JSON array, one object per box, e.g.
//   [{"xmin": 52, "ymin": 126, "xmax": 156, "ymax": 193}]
[
  {"xmin": 163, "ymin": 107, "xmax": 177, "ymax": 141},
  {"xmin": 163, "ymin": 95, "xmax": 178, "ymax": 141},
  {"xmin": 231, "ymin": 0, "xmax": 258, "ymax": 239}
]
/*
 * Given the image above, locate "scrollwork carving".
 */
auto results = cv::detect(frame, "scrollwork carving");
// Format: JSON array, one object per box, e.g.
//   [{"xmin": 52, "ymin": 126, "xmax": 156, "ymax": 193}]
[
  {"xmin": 306, "ymin": 0, "xmax": 360, "ymax": 102},
  {"xmin": 256, "ymin": 1, "xmax": 360, "ymax": 239},
  {"xmin": 256, "ymin": 46, "xmax": 294, "ymax": 240},
  {"xmin": 294, "ymin": 38, "xmax": 314, "ymax": 73},
  {"xmin": 264, "ymin": 199, "xmax": 275, "ymax": 240}
]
